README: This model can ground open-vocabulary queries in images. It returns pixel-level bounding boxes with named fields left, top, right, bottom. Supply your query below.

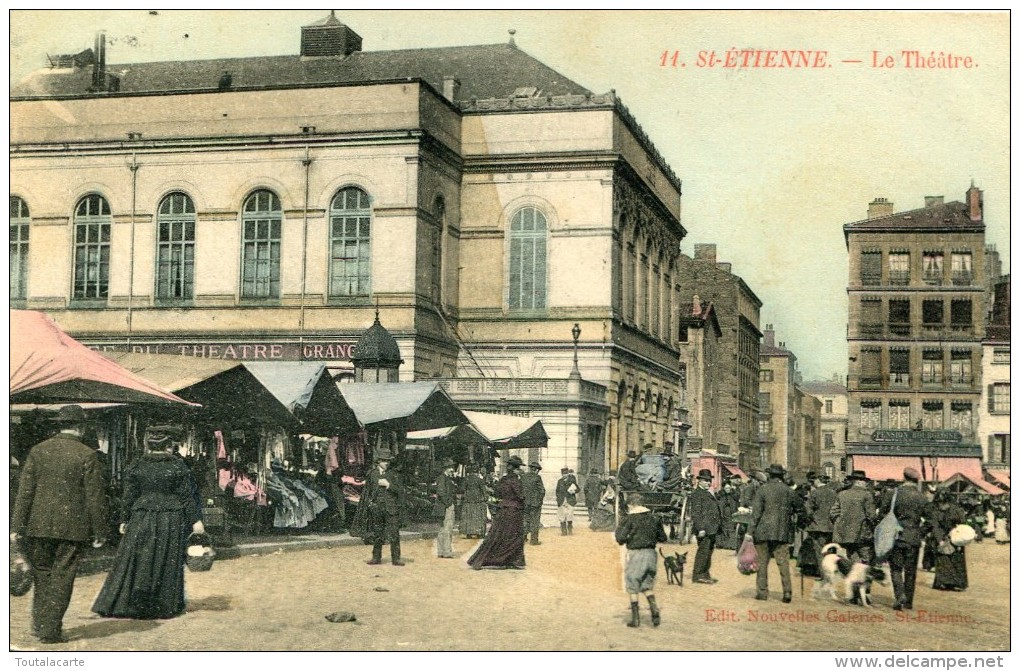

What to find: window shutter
left=988, top=384, right=995, bottom=412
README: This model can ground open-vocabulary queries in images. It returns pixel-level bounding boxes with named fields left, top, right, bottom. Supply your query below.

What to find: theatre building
left=9, top=14, right=689, bottom=475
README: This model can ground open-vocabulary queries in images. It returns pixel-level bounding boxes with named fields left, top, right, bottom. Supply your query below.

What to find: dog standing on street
left=658, top=548, right=687, bottom=586
left=815, top=543, right=886, bottom=606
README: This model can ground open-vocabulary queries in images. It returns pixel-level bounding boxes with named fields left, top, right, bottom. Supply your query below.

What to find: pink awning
left=943, top=472, right=1006, bottom=496
left=987, top=469, right=1010, bottom=488
left=852, top=455, right=983, bottom=482
left=722, top=462, right=749, bottom=482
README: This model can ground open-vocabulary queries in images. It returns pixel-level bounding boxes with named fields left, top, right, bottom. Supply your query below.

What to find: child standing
left=614, top=493, right=667, bottom=627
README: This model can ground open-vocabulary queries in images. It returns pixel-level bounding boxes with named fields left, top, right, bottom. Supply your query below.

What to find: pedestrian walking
left=434, top=459, right=458, bottom=558
left=467, top=455, right=526, bottom=569
left=556, top=467, right=580, bottom=535
left=460, top=466, right=489, bottom=539
left=928, top=491, right=969, bottom=592
left=745, top=464, right=805, bottom=603
left=92, top=428, right=204, bottom=619
left=520, top=461, right=546, bottom=545
left=11, top=405, right=109, bottom=644
left=364, top=449, right=405, bottom=566
left=805, top=473, right=837, bottom=569
left=880, top=467, right=928, bottom=611
left=614, top=493, right=666, bottom=627
left=689, top=468, right=722, bottom=584
left=584, top=469, right=603, bottom=520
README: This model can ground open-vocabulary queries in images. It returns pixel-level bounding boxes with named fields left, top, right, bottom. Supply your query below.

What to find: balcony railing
left=951, top=271, right=973, bottom=286
left=859, top=376, right=883, bottom=388
left=888, top=270, right=911, bottom=285
left=859, top=323, right=883, bottom=337
left=888, top=322, right=912, bottom=337
left=888, top=373, right=911, bottom=388
left=923, top=273, right=944, bottom=286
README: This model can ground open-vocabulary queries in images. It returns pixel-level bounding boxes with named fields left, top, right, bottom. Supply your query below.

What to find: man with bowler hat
left=520, top=461, right=546, bottom=545
left=365, top=448, right=405, bottom=566
left=12, top=405, right=108, bottom=644
left=556, top=467, right=580, bottom=535
left=830, top=469, right=878, bottom=567
left=689, top=468, right=722, bottom=584
left=618, top=450, right=642, bottom=493
left=745, top=464, right=804, bottom=602
left=434, top=459, right=457, bottom=558
left=583, top=468, right=604, bottom=520
left=880, top=467, right=929, bottom=610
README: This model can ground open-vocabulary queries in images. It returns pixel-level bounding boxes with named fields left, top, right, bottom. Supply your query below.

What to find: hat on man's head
left=55, top=404, right=87, bottom=425
left=374, top=448, right=394, bottom=462
left=696, top=468, right=714, bottom=481
left=505, top=455, right=524, bottom=468
left=627, top=450, right=638, bottom=459
left=805, top=471, right=817, bottom=481
left=561, top=467, right=570, bottom=474
left=846, top=469, right=870, bottom=481
left=766, top=464, right=786, bottom=478
left=642, top=443, right=654, bottom=453
left=903, top=467, right=921, bottom=482
left=528, top=461, right=542, bottom=471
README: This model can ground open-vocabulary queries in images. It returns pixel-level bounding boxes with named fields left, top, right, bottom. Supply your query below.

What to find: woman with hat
left=92, top=427, right=204, bottom=620
left=460, top=465, right=489, bottom=539
left=467, top=455, right=527, bottom=569
left=829, top=469, right=879, bottom=601
left=926, top=490, right=969, bottom=592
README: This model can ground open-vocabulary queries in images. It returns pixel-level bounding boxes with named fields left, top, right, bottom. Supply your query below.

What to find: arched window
left=73, top=194, right=111, bottom=299
left=10, top=196, right=30, bottom=300
left=329, top=187, right=371, bottom=297
left=156, top=192, right=196, bottom=300
left=241, top=190, right=282, bottom=299
left=508, top=206, right=547, bottom=310
left=431, top=196, right=445, bottom=303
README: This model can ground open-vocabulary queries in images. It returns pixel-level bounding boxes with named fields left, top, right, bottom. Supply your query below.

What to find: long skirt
left=933, top=547, right=968, bottom=590
left=92, top=508, right=190, bottom=619
left=460, top=502, right=488, bottom=537
left=467, top=505, right=525, bottom=569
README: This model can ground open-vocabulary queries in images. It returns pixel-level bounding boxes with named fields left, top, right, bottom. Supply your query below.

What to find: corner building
left=9, top=14, right=689, bottom=476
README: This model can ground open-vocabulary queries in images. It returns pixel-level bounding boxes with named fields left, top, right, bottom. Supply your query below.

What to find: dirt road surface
left=9, top=527, right=1011, bottom=652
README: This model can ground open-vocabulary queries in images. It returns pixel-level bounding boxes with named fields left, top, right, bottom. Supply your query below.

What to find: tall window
left=508, top=206, right=547, bottom=310
left=329, top=187, right=371, bottom=297
left=950, top=299, right=972, bottom=331
left=949, top=350, right=972, bottom=386
left=888, top=252, right=910, bottom=285
left=73, top=194, right=111, bottom=299
left=860, top=298, right=882, bottom=336
left=625, top=241, right=636, bottom=321
left=760, top=369, right=774, bottom=382
left=922, top=299, right=944, bottom=328
left=921, top=349, right=943, bottom=385
left=950, top=252, right=972, bottom=286
left=860, top=348, right=881, bottom=388
left=10, top=196, right=29, bottom=300
left=888, top=299, right=910, bottom=335
left=241, top=190, right=282, bottom=299
left=888, top=400, right=911, bottom=429
left=824, top=432, right=835, bottom=449
left=922, top=251, right=944, bottom=285
left=990, top=383, right=1010, bottom=414
left=430, top=197, right=445, bottom=303
left=860, top=400, right=880, bottom=433
left=922, top=401, right=944, bottom=430
left=889, top=349, right=910, bottom=388
left=825, top=399, right=833, bottom=414
left=989, top=435, right=1010, bottom=465
left=860, top=251, right=881, bottom=286
left=155, top=192, right=196, bottom=300
left=950, top=402, right=973, bottom=436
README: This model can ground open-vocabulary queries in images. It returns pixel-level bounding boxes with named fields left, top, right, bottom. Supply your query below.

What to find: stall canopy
left=245, top=362, right=359, bottom=436
left=940, top=472, right=1006, bottom=496
left=986, top=469, right=1010, bottom=489
left=721, top=462, right=749, bottom=482
left=339, top=382, right=468, bottom=432
left=852, top=455, right=983, bottom=483
left=10, top=310, right=194, bottom=406
left=463, top=410, right=548, bottom=450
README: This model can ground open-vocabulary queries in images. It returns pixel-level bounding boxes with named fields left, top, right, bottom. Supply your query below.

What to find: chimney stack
left=966, top=183, right=983, bottom=222
left=867, top=197, right=894, bottom=219
left=764, top=324, right=776, bottom=347
left=442, top=76, right=461, bottom=103
left=694, top=243, right=717, bottom=263
left=692, top=294, right=702, bottom=317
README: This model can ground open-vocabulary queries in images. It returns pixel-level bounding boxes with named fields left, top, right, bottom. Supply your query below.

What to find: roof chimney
left=301, top=11, right=362, bottom=58
left=91, top=31, right=106, bottom=89
left=924, top=196, right=944, bottom=208
left=966, top=183, right=983, bottom=222
left=694, top=243, right=717, bottom=263
left=692, top=295, right=702, bottom=317
left=442, top=76, right=461, bottom=103
left=763, top=325, right=776, bottom=348
left=867, top=197, right=894, bottom=219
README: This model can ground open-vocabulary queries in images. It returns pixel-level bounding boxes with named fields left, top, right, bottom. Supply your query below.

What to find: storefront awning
left=463, top=410, right=548, bottom=450
left=245, top=363, right=359, bottom=436
left=10, top=310, right=194, bottom=406
left=339, top=382, right=468, bottom=432
left=722, top=462, right=749, bottom=482
left=942, top=472, right=1006, bottom=496
left=986, top=469, right=1010, bottom=488
left=406, top=423, right=486, bottom=445
left=851, top=454, right=983, bottom=482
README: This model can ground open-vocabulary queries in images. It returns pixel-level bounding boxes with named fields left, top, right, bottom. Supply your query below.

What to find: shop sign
left=87, top=341, right=357, bottom=361
left=871, top=429, right=962, bottom=445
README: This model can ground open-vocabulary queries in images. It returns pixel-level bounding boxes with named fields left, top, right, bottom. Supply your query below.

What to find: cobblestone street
left=9, top=526, right=1011, bottom=652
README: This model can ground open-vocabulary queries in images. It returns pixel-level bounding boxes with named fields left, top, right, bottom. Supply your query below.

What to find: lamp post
left=927, top=454, right=939, bottom=485
left=570, top=322, right=581, bottom=380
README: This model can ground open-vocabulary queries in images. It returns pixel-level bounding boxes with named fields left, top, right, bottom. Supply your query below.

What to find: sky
left=8, top=9, right=1010, bottom=382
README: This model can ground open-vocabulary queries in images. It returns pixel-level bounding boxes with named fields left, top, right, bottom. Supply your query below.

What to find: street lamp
left=570, top=322, right=581, bottom=380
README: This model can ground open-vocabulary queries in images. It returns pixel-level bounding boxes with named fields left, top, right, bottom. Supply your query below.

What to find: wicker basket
left=185, top=532, right=216, bottom=572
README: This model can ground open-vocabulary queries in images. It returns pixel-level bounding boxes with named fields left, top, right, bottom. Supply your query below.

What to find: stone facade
left=979, top=276, right=1010, bottom=468
left=799, top=379, right=850, bottom=480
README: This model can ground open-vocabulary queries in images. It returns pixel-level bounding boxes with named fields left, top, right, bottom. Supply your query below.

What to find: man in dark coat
left=434, top=459, right=458, bottom=558
left=880, top=467, right=929, bottom=610
left=746, top=464, right=805, bottom=603
left=805, top=473, right=838, bottom=568
left=520, top=462, right=546, bottom=545
left=617, top=450, right=642, bottom=493
left=583, top=469, right=604, bottom=520
left=830, top=470, right=878, bottom=565
left=689, top=468, right=722, bottom=584
left=11, top=405, right=108, bottom=644
left=364, top=449, right=405, bottom=566
left=556, top=467, right=580, bottom=535
left=660, top=448, right=685, bottom=491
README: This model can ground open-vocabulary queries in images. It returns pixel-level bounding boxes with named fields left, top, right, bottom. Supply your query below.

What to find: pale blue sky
left=9, top=10, right=1010, bottom=380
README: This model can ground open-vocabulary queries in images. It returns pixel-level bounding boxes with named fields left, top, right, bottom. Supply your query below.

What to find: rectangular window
left=889, top=299, right=911, bottom=335
left=993, top=348, right=1010, bottom=364
left=888, top=401, right=911, bottom=429
left=759, top=392, right=771, bottom=409
left=156, top=220, right=195, bottom=300
left=860, top=401, right=880, bottom=433
left=922, top=401, right=943, bottom=430
left=824, top=431, right=835, bottom=449
left=889, top=349, right=910, bottom=387
left=758, top=418, right=772, bottom=437
left=241, top=220, right=281, bottom=299
left=921, top=350, right=943, bottom=385
left=860, top=251, right=882, bottom=286
left=922, top=299, right=944, bottom=325
left=74, top=220, right=110, bottom=299
left=860, top=299, right=882, bottom=336
left=951, top=252, right=973, bottom=286
left=950, top=300, right=972, bottom=330
left=10, top=221, right=29, bottom=300
left=949, top=351, right=972, bottom=386
left=888, top=252, right=910, bottom=285
left=922, top=251, right=944, bottom=285
left=990, top=434, right=1010, bottom=465
left=860, top=349, right=881, bottom=387
left=951, top=402, right=973, bottom=437
left=825, top=399, right=833, bottom=414
left=760, top=369, right=774, bottom=382
left=990, top=383, right=1010, bottom=414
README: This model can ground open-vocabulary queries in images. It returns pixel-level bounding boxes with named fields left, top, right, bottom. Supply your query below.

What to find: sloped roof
left=798, top=381, right=848, bottom=396
left=843, top=200, right=984, bottom=236
left=339, top=382, right=467, bottom=431
left=11, top=42, right=591, bottom=101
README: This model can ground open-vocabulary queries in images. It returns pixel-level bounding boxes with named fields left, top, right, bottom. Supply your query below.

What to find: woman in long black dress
left=93, top=432, right=204, bottom=619
left=467, top=455, right=526, bottom=569
left=460, top=466, right=489, bottom=539
left=927, top=491, right=969, bottom=592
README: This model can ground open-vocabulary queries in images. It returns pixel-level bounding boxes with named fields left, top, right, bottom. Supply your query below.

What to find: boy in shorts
left=614, top=493, right=667, bottom=627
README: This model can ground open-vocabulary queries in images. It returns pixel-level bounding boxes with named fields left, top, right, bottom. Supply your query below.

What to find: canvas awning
left=941, top=472, right=1006, bottom=496
left=244, top=362, right=359, bottom=436
left=339, top=382, right=468, bottom=432
left=463, top=410, right=548, bottom=450
left=722, top=462, right=749, bottom=482
left=851, top=454, right=983, bottom=483
left=10, top=310, right=194, bottom=406
left=986, top=469, right=1010, bottom=488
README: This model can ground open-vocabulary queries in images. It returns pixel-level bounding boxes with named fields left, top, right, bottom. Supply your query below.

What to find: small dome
left=351, top=314, right=402, bottom=368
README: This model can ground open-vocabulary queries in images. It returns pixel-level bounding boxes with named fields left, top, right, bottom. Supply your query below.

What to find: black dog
left=658, top=548, right=687, bottom=586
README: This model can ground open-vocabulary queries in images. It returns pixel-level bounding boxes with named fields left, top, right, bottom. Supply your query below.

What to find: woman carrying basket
left=92, top=428, right=204, bottom=619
